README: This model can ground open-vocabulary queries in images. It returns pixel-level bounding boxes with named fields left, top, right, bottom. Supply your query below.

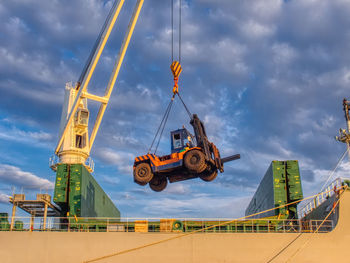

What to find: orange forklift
left=133, top=61, right=240, bottom=191
left=133, top=113, right=240, bottom=192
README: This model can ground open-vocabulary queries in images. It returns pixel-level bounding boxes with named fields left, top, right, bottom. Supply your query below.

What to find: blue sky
left=1, top=0, right=350, bottom=219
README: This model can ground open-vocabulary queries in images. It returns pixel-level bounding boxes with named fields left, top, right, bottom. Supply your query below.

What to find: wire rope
left=147, top=98, right=174, bottom=153
left=179, top=0, right=182, bottom=63
left=320, top=148, right=349, bottom=192
left=154, top=98, right=174, bottom=154
left=171, top=0, right=174, bottom=63
left=177, top=93, right=192, bottom=119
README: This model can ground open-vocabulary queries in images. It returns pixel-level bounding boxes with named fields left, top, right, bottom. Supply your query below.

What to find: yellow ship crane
left=50, top=0, right=144, bottom=172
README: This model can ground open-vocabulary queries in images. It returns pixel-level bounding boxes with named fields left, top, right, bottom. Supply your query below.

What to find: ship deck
left=0, top=188, right=349, bottom=263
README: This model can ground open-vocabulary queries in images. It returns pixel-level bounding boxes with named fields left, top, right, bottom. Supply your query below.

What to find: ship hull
left=0, top=189, right=349, bottom=263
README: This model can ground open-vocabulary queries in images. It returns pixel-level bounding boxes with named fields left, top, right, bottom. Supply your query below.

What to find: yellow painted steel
left=55, top=0, right=126, bottom=155
left=170, top=61, right=182, bottom=94
left=170, top=61, right=182, bottom=78
left=81, top=92, right=109, bottom=104
left=89, top=0, right=144, bottom=152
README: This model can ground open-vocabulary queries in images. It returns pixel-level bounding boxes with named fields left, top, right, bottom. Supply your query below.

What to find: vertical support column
left=10, top=202, right=17, bottom=231
left=30, top=214, right=34, bottom=232
left=43, top=202, right=48, bottom=230
left=343, top=99, right=350, bottom=161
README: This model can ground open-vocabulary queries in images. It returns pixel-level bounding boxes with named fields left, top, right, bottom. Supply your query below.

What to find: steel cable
left=177, top=92, right=192, bottom=119
left=266, top=185, right=348, bottom=263
left=171, top=0, right=174, bottom=63
left=320, top=148, right=349, bottom=192
left=148, top=98, right=174, bottom=154
left=154, top=98, right=174, bottom=154
left=179, top=0, right=181, bottom=63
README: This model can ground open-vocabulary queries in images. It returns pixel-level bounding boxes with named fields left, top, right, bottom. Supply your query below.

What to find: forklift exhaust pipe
left=221, top=154, right=240, bottom=164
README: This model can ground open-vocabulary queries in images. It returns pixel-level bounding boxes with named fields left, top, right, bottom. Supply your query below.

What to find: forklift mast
left=190, top=114, right=211, bottom=161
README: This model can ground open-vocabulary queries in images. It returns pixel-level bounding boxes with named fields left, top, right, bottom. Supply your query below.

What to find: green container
left=14, top=220, right=23, bottom=231
left=53, top=164, right=69, bottom=204
left=286, top=161, right=303, bottom=201
left=54, top=164, right=120, bottom=219
left=0, top=213, right=10, bottom=231
left=0, top=213, right=8, bottom=221
left=0, top=221, right=10, bottom=231
left=245, top=160, right=303, bottom=219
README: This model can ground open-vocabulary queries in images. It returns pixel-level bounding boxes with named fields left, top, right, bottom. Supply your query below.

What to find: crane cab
left=170, top=128, right=195, bottom=153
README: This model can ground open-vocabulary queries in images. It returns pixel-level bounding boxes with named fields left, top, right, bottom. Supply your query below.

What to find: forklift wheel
left=184, top=150, right=206, bottom=173
left=199, top=170, right=218, bottom=182
left=149, top=176, right=168, bottom=192
left=135, top=180, right=147, bottom=186
left=134, top=163, right=154, bottom=184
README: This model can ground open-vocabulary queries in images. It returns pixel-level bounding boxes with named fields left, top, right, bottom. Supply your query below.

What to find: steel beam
left=89, top=0, right=144, bottom=152
left=55, top=0, right=126, bottom=154
left=10, top=203, right=16, bottom=231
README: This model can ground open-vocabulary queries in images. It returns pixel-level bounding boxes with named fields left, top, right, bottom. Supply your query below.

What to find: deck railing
left=0, top=216, right=333, bottom=234
left=298, top=178, right=343, bottom=218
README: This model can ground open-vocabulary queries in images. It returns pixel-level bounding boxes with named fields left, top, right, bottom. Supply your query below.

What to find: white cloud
left=272, top=42, right=298, bottom=65
left=0, top=47, right=63, bottom=85
left=0, top=124, right=53, bottom=148
left=95, top=148, right=134, bottom=174
left=0, top=164, right=54, bottom=190
left=0, top=193, right=10, bottom=204
left=164, top=183, right=191, bottom=195
left=240, top=20, right=275, bottom=39
left=143, top=195, right=252, bottom=218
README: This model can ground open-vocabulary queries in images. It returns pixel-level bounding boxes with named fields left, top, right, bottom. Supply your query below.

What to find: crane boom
left=55, top=0, right=144, bottom=159
left=89, top=0, right=144, bottom=152
left=55, top=0, right=126, bottom=155
left=53, top=0, right=144, bottom=172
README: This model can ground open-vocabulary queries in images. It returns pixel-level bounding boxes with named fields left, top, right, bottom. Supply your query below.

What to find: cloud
left=0, top=121, right=53, bottom=148
left=1, top=0, right=350, bottom=218
left=94, top=148, right=134, bottom=174
left=142, top=195, right=252, bottom=218
left=164, top=183, right=191, bottom=195
left=0, top=193, right=10, bottom=204
left=100, top=175, right=120, bottom=186
left=0, top=164, right=54, bottom=190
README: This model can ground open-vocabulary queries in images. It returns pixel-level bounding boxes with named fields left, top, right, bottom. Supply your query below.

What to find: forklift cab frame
left=170, top=128, right=195, bottom=153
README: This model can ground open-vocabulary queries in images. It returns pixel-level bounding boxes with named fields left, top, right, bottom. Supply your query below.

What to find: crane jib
left=55, top=0, right=144, bottom=155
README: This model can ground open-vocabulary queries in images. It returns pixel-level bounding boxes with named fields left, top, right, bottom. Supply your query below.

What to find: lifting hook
left=170, top=61, right=182, bottom=95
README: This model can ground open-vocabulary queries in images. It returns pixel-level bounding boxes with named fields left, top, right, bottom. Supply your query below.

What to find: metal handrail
left=0, top=216, right=333, bottom=234
left=298, top=178, right=343, bottom=218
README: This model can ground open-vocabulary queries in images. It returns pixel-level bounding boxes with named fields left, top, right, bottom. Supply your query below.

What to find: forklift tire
left=135, top=180, right=147, bottom=186
left=134, top=163, right=154, bottom=184
left=199, top=170, right=218, bottom=182
left=184, top=150, right=206, bottom=173
left=149, top=176, right=168, bottom=192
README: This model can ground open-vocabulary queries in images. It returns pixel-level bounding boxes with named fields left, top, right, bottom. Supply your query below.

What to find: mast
left=335, top=98, right=350, bottom=161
